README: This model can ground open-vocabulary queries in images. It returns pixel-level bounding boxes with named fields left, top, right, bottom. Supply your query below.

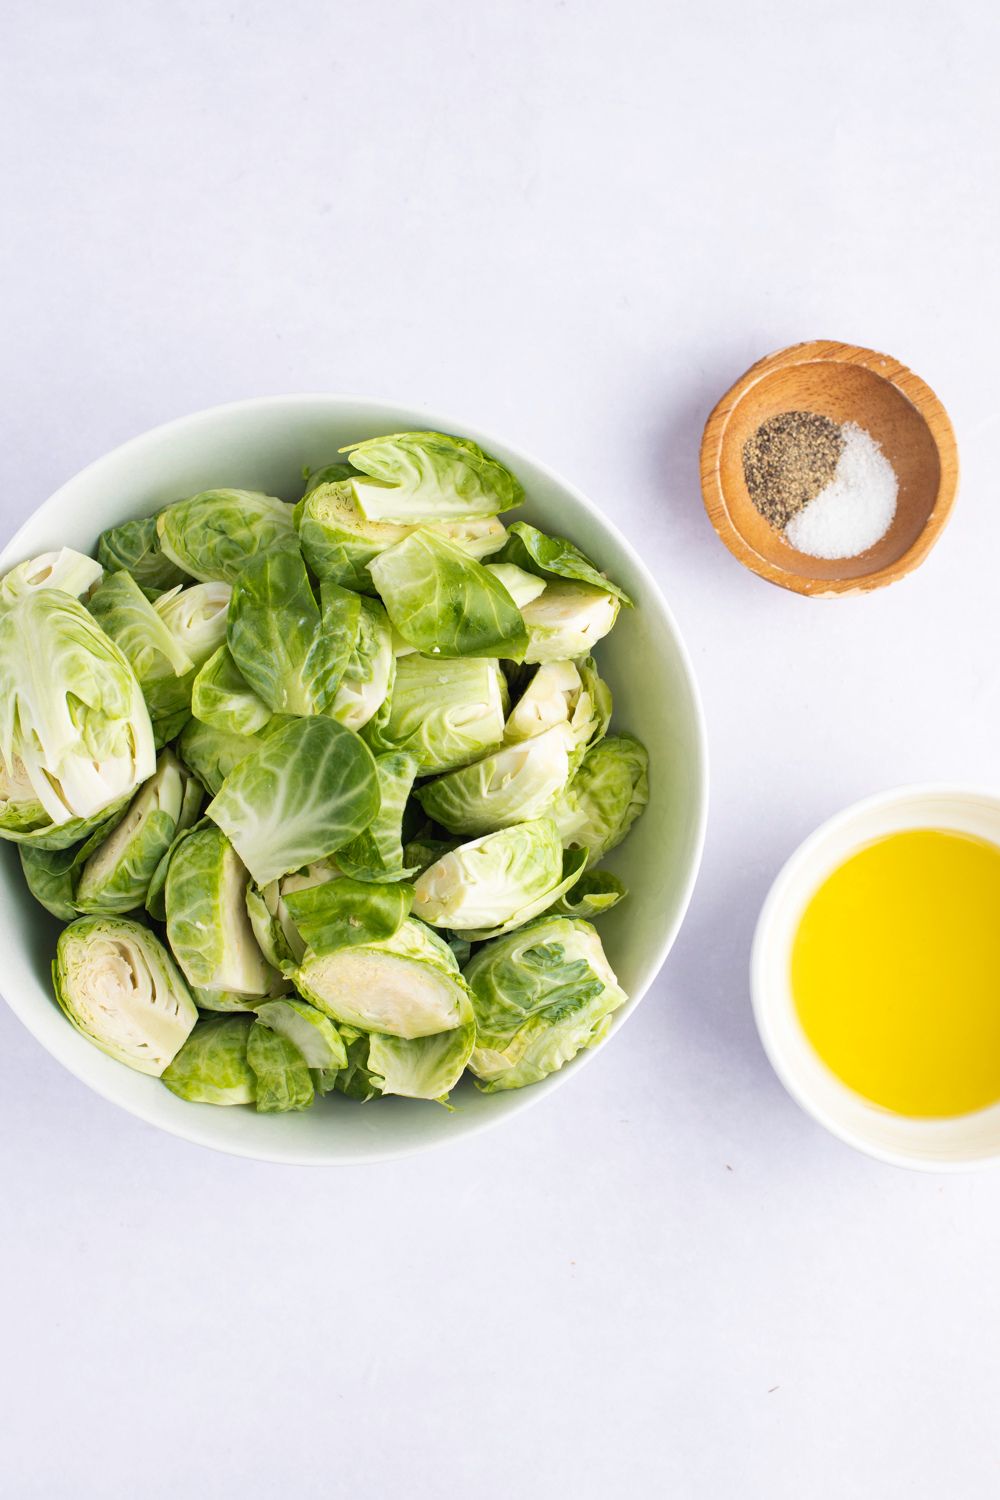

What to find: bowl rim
left=751, top=781, right=1000, bottom=1172
left=0, top=392, right=710, bottom=1164
left=700, top=340, right=960, bottom=598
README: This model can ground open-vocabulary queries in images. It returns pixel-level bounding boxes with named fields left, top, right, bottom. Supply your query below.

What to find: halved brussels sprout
left=465, top=915, right=627, bottom=1091
left=156, top=490, right=296, bottom=583
left=496, top=521, right=632, bottom=605
left=341, top=431, right=523, bottom=523
left=411, top=817, right=584, bottom=935
left=550, top=733, right=649, bottom=867
left=162, top=1015, right=256, bottom=1104
left=97, top=514, right=189, bottom=595
left=363, top=654, right=507, bottom=773
left=329, top=597, right=393, bottom=731
left=520, top=580, right=620, bottom=663
left=53, top=915, right=197, bottom=1076
left=294, top=917, right=469, bottom=1039
left=0, top=589, right=155, bottom=829
left=191, top=644, right=272, bottom=737
left=504, top=657, right=611, bottom=752
left=247, top=1021, right=314, bottom=1112
left=0, top=548, right=103, bottom=603
left=165, top=825, right=281, bottom=995
left=206, top=716, right=380, bottom=886
left=74, top=750, right=203, bottom=914
left=363, top=991, right=476, bottom=1100
left=154, top=581, right=231, bottom=669
left=416, top=723, right=574, bottom=836
left=369, top=529, right=527, bottom=661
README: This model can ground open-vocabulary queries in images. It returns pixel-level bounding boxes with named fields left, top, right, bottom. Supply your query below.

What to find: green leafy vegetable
left=165, top=825, right=281, bottom=995
left=337, top=751, right=419, bottom=881
left=247, top=1021, right=315, bottom=1112
left=363, top=654, right=507, bottom=773
left=417, top=723, right=575, bottom=836
left=551, top=870, right=627, bottom=919
left=369, top=529, right=527, bottom=660
left=162, top=1015, right=257, bottom=1104
left=411, top=817, right=583, bottom=935
left=191, top=644, right=273, bottom=736
left=156, top=490, right=296, bottom=583
left=497, top=521, right=632, bottom=605
left=97, top=514, right=190, bottom=595
left=550, top=733, right=649, bottom=867
left=283, top=875, right=412, bottom=956
left=520, top=580, right=620, bottom=663
left=342, top=431, right=523, bottom=522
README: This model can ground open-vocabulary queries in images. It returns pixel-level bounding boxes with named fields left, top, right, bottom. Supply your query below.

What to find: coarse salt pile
left=785, top=423, right=898, bottom=560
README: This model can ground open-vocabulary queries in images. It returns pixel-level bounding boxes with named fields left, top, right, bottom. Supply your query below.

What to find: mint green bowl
left=0, top=397, right=708, bottom=1162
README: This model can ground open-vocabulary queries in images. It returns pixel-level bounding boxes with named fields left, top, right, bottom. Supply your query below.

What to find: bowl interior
left=0, top=396, right=707, bottom=1163
left=753, top=787, right=1000, bottom=1169
left=717, top=357, right=942, bottom=584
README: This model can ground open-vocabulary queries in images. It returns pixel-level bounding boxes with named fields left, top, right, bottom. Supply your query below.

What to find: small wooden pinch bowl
left=700, top=341, right=959, bottom=597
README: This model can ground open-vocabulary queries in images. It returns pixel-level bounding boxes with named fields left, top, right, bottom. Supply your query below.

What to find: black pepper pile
left=742, top=411, right=844, bottom=530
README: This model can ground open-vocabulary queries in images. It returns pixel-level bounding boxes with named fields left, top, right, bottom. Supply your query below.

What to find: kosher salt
left=784, top=422, right=898, bottom=560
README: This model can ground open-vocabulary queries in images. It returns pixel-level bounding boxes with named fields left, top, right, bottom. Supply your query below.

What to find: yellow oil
left=791, top=828, right=1000, bottom=1118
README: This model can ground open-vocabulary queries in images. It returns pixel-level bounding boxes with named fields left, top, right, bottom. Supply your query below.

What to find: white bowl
left=752, top=784, right=1000, bottom=1171
left=0, top=396, right=707, bottom=1164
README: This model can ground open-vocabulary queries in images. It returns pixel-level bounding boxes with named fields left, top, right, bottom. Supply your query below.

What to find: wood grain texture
left=699, top=341, right=960, bottom=597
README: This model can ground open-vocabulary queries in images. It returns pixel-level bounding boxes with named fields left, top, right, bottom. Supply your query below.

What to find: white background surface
left=1, top=2, right=999, bottom=1495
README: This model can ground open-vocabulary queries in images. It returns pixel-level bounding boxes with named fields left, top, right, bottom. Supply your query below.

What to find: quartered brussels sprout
left=496, top=521, right=632, bottom=605
left=550, top=733, right=649, bottom=867
left=294, top=917, right=470, bottom=1040
left=411, top=817, right=585, bottom=938
left=416, top=723, right=575, bottom=836
left=247, top=1020, right=315, bottom=1112
left=154, top=581, right=231, bottom=669
left=165, top=825, right=281, bottom=995
left=53, top=916, right=197, bottom=1076
left=505, top=657, right=611, bottom=750
left=369, top=529, right=527, bottom=660
left=162, top=1015, right=257, bottom=1104
left=156, top=489, right=296, bottom=583
left=363, top=654, right=507, bottom=773
left=520, top=580, right=620, bottom=663
left=68, top=750, right=203, bottom=915
left=0, top=589, right=155, bottom=832
left=0, top=548, right=103, bottom=604
left=191, top=644, right=273, bottom=737
left=97, top=514, right=190, bottom=595
left=328, top=596, right=394, bottom=731
left=341, top=431, right=524, bottom=523
left=464, top=915, right=627, bottom=1091
left=206, top=716, right=380, bottom=886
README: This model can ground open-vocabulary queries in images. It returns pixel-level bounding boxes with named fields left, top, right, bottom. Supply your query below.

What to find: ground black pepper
left=742, top=411, right=844, bottom=530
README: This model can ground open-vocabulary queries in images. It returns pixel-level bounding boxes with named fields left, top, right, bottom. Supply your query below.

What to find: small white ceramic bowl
left=0, top=396, right=708, bottom=1164
left=752, top=784, right=1000, bottom=1171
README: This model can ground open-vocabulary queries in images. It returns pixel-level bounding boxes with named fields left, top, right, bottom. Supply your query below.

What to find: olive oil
left=791, top=828, right=1000, bottom=1118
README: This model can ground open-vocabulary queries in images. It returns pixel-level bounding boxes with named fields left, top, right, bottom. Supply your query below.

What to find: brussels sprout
left=176, top=717, right=265, bottom=797
left=341, top=431, right=523, bottom=523
left=162, top=1015, right=256, bottom=1104
left=191, top=644, right=273, bottom=737
left=550, top=733, right=649, bottom=867
left=228, top=551, right=355, bottom=716
left=247, top=1021, right=315, bottom=1112
left=0, top=548, right=103, bottom=603
left=283, top=875, right=412, bottom=955
left=87, top=570, right=195, bottom=738
left=73, top=750, right=203, bottom=914
left=294, top=917, right=469, bottom=1039
left=165, top=825, right=281, bottom=995
left=302, top=462, right=355, bottom=496
left=364, top=992, right=476, bottom=1100
left=20, top=806, right=129, bottom=920
left=333, top=1025, right=380, bottom=1101
left=411, top=817, right=585, bottom=936
left=520, top=580, right=620, bottom=663
left=156, top=490, right=296, bottom=583
left=144, top=808, right=203, bottom=922
left=0, top=589, right=155, bottom=829
left=363, top=654, right=507, bottom=773
left=504, top=657, right=611, bottom=752
left=485, top=562, right=546, bottom=608
left=551, top=870, right=627, bottom=919
left=206, top=716, right=380, bottom=886
left=192, top=986, right=261, bottom=1013
left=53, top=916, right=197, bottom=1076
left=154, top=581, right=231, bottom=669
left=496, top=521, right=632, bottom=605
left=255, top=997, right=347, bottom=1081
left=337, top=751, right=419, bottom=882
left=417, top=724, right=574, bottom=836
left=97, top=514, right=190, bottom=595
left=369, top=529, right=527, bottom=660
left=244, top=860, right=339, bottom=968
left=464, top=915, right=627, bottom=1091
left=329, top=597, right=393, bottom=731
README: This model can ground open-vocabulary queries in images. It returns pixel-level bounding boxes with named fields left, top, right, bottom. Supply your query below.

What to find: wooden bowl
left=700, top=341, right=959, bottom=597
